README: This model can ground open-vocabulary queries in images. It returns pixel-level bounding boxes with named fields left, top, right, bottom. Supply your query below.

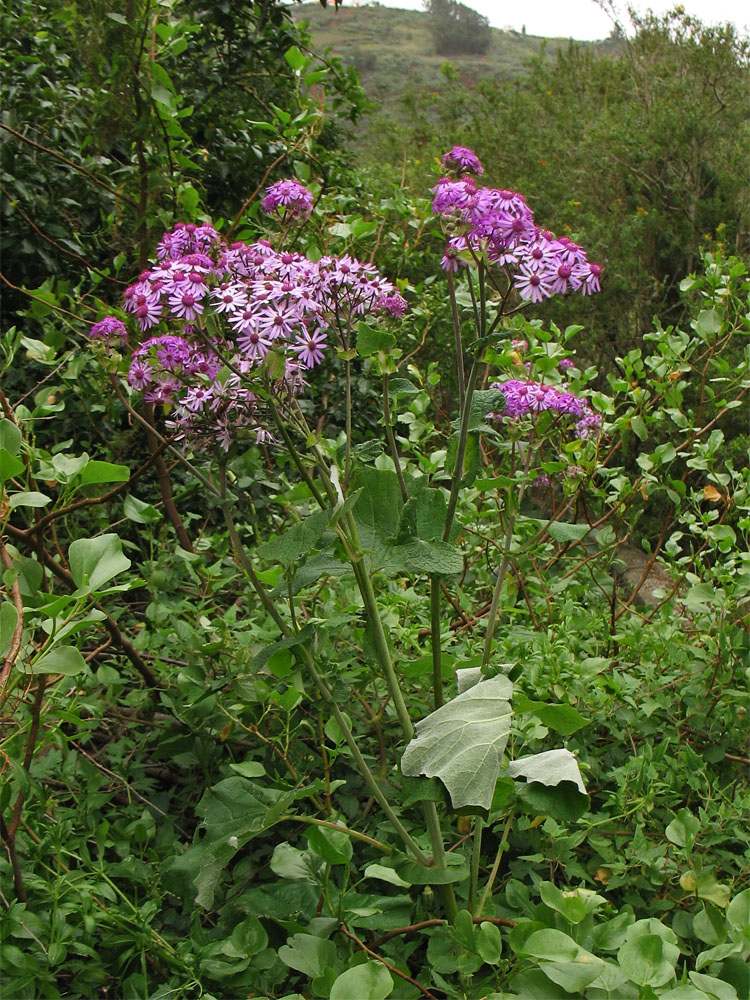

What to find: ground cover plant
left=1, top=13, right=749, bottom=1000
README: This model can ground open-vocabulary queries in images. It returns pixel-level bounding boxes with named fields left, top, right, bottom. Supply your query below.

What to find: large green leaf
left=278, top=934, right=337, bottom=978
left=258, top=507, right=333, bottom=568
left=617, top=920, right=679, bottom=989
left=330, top=962, right=394, bottom=1000
left=169, top=777, right=295, bottom=909
left=390, top=538, right=463, bottom=576
left=508, top=748, right=587, bottom=793
left=357, top=321, right=396, bottom=357
left=68, top=533, right=131, bottom=592
left=688, top=972, right=739, bottom=1000
left=352, top=467, right=403, bottom=567
left=509, top=748, right=589, bottom=821
left=34, top=645, right=87, bottom=676
left=387, top=487, right=462, bottom=575
left=76, top=460, right=130, bottom=488
left=0, top=601, right=19, bottom=653
left=514, top=693, right=590, bottom=736
left=401, top=675, right=513, bottom=810
left=0, top=448, right=25, bottom=483
left=0, top=419, right=21, bottom=456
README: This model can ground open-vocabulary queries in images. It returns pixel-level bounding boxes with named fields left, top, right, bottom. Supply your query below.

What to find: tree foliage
left=425, top=0, right=492, bottom=56
left=367, top=10, right=750, bottom=361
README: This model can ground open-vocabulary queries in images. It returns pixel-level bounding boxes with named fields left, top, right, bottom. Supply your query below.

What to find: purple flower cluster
left=432, top=148, right=602, bottom=301
left=442, top=145, right=484, bottom=177
left=261, top=179, right=314, bottom=221
left=89, top=316, right=127, bottom=349
left=490, top=378, right=601, bottom=439
left=113, top=221, right=404, bottom=449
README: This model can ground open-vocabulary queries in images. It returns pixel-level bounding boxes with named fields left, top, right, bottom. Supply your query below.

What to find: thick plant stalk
left=301, top=649, right=430, bottom=865
left=481, top=440, right=534, bottom=669
left=469, top=815, right=484, bottom=914
left=447, top=270, right=465, bottom=413
left=477, top=809, right=515, bottom=918
left=259, top=393, right=458, bottom=917
left=346, top=517, right=457, bottom=921
left=383, top=374, right=408, bottom=503
left=442, top=356, right=481, bottom=545
left=430, top=576, right=444, bottom=709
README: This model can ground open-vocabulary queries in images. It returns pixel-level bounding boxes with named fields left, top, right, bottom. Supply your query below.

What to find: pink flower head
left=378, top=293, right=408, bottom=318
left=441, top=145, right=484, bottom=177
left=293, top=329, right=327, bottom=367
left=514, top=267, right=552, bottom=304
left=89, top=316, right=127, bottom=347
left=261, top=179, right=314, bottom=220
left=432, top=176, right=478, bottom=217
left=581, top=262, right=603, bottom=295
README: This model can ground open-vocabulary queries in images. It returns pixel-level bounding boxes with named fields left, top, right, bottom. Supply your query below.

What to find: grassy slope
left=291, top=2, right=622, bottom=104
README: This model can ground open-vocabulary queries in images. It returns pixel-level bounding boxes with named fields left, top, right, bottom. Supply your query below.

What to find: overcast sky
left=343, top=0, right=748, bottom=41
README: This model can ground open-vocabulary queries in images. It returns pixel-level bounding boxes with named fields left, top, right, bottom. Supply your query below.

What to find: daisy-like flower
left=237, top=328, right=272, bottom=362
left=134, top=296, right=162, bottom=331
left=441, top=145, right=484, bottom=177
left=514, top=267, right=552, bottom=304
left=145, top=375, right=180, bottom=404
left=580, top=262, right=603, bottom=295
left=432, top=176, right=478, bottom=216
left=169, top=291, right=204, bottom=322
left=257, top=304, right=300, bottom=341
left=378, top=293, right=408, bottom=318
left=212, top=282, right=248, bottom=314
left=89, top=316, right=127, bottom=346
left=127, top=358, right=153, bottom=389
left=261, top=179, right=314, bottom=220
left=441, top=237, right=469, bottom=272
left=228, top=307, right=258, bottom=338
left=292, top=329, right=327, bottom=367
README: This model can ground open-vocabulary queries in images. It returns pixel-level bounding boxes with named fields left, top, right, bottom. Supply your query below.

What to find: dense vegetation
left=1, top=2, right=748, bottom=999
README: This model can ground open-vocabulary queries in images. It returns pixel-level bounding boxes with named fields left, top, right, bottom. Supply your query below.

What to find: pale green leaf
left=0, top=601, right=19, bottom=651
left=34, top=645, right=87, bottom=676
left=0, top=448, right=25, bottom=483
left=69, top=534, right=131, bottom=592
left=258, top=508, right=333, bottom=568
left=689, top=971, right=738, bottom=1000
left=508, top=748, right=587, bottom=794
left=0, top=419, right=21, bottom=456
left=9, top=491, right=51, bottom=509
left=278, top=934, right=337, bottom=978
left=76, top=460, right=130, bottom=487
left=330, top=962, right=393, bottom=1000
left=401, top=675, right=513, bottom=810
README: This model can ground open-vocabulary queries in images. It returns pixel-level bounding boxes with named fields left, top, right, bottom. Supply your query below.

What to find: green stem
left=430, top=575, right=444, bottom=709
left=447, top=270, right=465, bottom=414
left=477, top=809, right=515, bottom=918
left=220, top=488, right=288, bottom=634
left=266, top=392, right=329, bottom=508
left=344, top=511, right=457, bottom=920
left=345, top=356, right=352, bottom=489
left=281, top=816, right=392, bottom=854
left=299, top=646, right=429, bottom=864
left=250, top=390, right=457, bottom=915
left=442, top=356, right=481, bottom=543
left=481, top=440, right=534, bottom=669
left=383, top=373, right=408, bottom=503
left=469, top=815, right=484, bottom=915
left=348, top=527, right=413, bottom=740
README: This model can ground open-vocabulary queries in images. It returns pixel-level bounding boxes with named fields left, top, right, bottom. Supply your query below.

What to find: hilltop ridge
left=290, top=2, right=623, bottom=101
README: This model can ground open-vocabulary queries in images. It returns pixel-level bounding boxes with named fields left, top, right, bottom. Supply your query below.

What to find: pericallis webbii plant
left=92, top=204, right=406, bottom=453
left=92, top=148, right=603, bottom=923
